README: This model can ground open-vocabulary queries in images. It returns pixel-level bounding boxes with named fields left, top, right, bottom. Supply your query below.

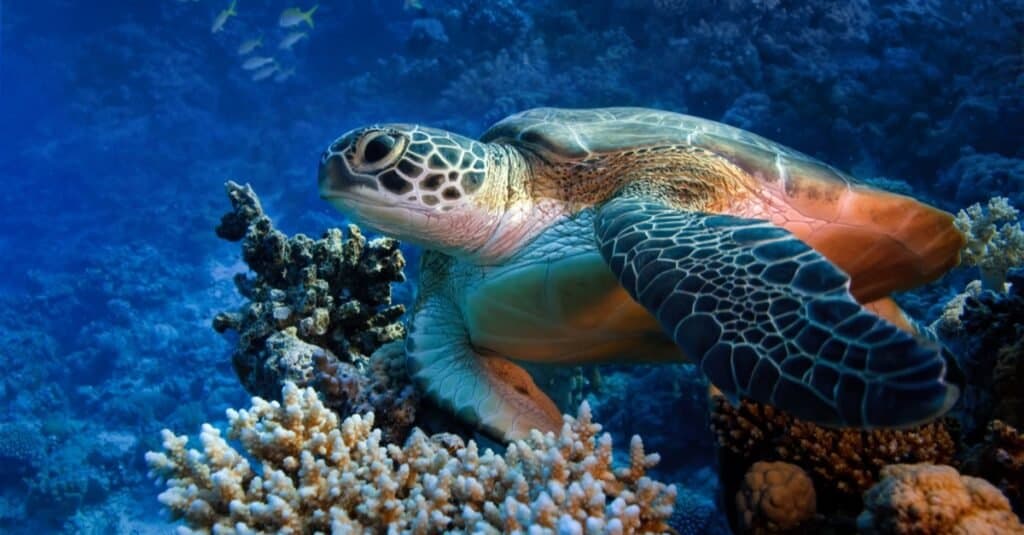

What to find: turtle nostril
left=364, top=133, right=397, bottom=163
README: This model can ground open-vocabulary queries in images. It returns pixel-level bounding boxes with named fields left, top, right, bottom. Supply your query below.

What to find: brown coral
left=212, top=181, right=407, bottom=401
left=735, top=461, right=816, bottom=534
left=858, top=463, right=1024, bottom=534
left=146, top=382, right=677, bottom=534
left=710, top=392, right=956, bottom=495
left=314, top=340, right=418, bottom=443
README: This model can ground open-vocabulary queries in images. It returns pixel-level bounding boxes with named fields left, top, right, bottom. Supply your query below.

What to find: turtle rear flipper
left=594, top=196, right=962, bottom=428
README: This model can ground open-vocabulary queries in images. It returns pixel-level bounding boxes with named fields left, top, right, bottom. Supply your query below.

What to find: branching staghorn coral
left=146, top=382, right=677, bottom=534
left=858, top=463, right=1024, bottom=535
left=955, top=196, right=1024, bottom=291
left=212, top=181, right=413, bottom=434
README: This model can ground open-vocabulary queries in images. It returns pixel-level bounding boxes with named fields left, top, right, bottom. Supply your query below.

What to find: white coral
left=931, top=280, right=984, bottom=335
left=146, top=383, right=677, bottom=534
left=955, top=196, right=1024, bottom=291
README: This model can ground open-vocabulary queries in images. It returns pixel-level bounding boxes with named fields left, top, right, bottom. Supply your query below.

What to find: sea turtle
left=317, top=107, right=965, bottom=441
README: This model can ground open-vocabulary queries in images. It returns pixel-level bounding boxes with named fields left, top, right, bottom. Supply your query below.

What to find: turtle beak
left=317, top=152, right=349, bottom=199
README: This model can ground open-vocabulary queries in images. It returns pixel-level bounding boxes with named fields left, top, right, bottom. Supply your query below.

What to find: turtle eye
left=364, top=133, right=396, bottom=163
left=354, top=130, right=406, bottom=172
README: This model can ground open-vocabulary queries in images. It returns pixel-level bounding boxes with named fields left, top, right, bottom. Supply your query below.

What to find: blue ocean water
left=1, top=1, right=1022, bottom=533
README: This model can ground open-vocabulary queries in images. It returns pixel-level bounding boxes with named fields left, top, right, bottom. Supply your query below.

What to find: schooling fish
left=278, top=31, right=308, bottom=50
left=279, top=5, right=318, bottom=29
left=274, top=67, right=296, bottom=82
left=251, top=64, right=279, bottom=81
left=242, top=56, right=275, bottom=70
left=237, top=35, right=263, bottom=55
left=211, top=0, right=238, bottom=34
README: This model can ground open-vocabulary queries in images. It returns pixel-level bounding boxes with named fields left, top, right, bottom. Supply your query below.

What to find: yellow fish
left=279, top=5, right=318, bottom=29
left=211, top=0, right=237, bottom=34
left=237, top=35, right=263, bottom=55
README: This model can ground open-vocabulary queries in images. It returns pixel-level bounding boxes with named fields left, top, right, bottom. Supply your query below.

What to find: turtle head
left=319, top=124, right=507, bottom=256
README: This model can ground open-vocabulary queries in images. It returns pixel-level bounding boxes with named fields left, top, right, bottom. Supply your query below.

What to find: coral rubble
left=858, top=463, right=1024, bottom=535
left=146, top=382, right=677, bottom=534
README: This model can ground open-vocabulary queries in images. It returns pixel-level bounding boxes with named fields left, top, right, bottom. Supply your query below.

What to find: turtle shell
left=480, top=106, right=853, bottom=188
left=482, top=107, right=963, bottom=303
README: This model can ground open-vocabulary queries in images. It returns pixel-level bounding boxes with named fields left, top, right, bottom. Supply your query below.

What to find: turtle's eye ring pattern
left=364, top=133, right=396, bottom=163
left=354, top=130, right=406, bottom=172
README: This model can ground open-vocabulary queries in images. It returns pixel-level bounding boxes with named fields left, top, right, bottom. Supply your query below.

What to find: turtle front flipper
left=406, top=286, right=563, bottom=441
left=594, top=196, right=962, bottom=428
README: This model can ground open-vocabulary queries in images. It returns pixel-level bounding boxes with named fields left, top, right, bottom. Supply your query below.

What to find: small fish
left=210, top=0, right=238, bottom=34
left=279, top=5, right=318, bottom=29
left=278, top=31, right=308, bottom=50
left=237, top=35, right=263, bottom=55
left=274, top=67, right=296, bottom=82
left=242, top=56, right=275, bottom=70
left=252, top=64, right=279, bottom=81
left=403, top=0, right=423, bottom=10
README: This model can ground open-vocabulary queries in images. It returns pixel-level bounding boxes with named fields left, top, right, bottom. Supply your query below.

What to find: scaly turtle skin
left=318, top=107, right=966, bottom=441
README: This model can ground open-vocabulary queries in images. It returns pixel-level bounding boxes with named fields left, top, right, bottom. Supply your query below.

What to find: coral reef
left=314, top=340, right=419, bottom=444
left=951, top=268, right=1024, bottom=431
left=938, top=150, right=1024, bottom=210
left=735, top=461, right=817, bottom=535
left=7, top=0, right=1023, bottom=532
left=992, top=340, right=1024, bottom=430
left=0, top=421, right=45, bottom=479
left=146, top=382, right=677, bottom=534
left=963, top=420, right=1024, bottom=516
left=212, top=181, right=410, bottom=407
left=668, top=488, right=731, bottom=535
left=858, top=463, right=1024, bottom=535
left=931, top=280, right=983, bottom=337
left=709, top=392, right=956, bottom=497
left=590, top=363, right=715, bottom=479
left=954, top=196, right=1024, bottom=290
